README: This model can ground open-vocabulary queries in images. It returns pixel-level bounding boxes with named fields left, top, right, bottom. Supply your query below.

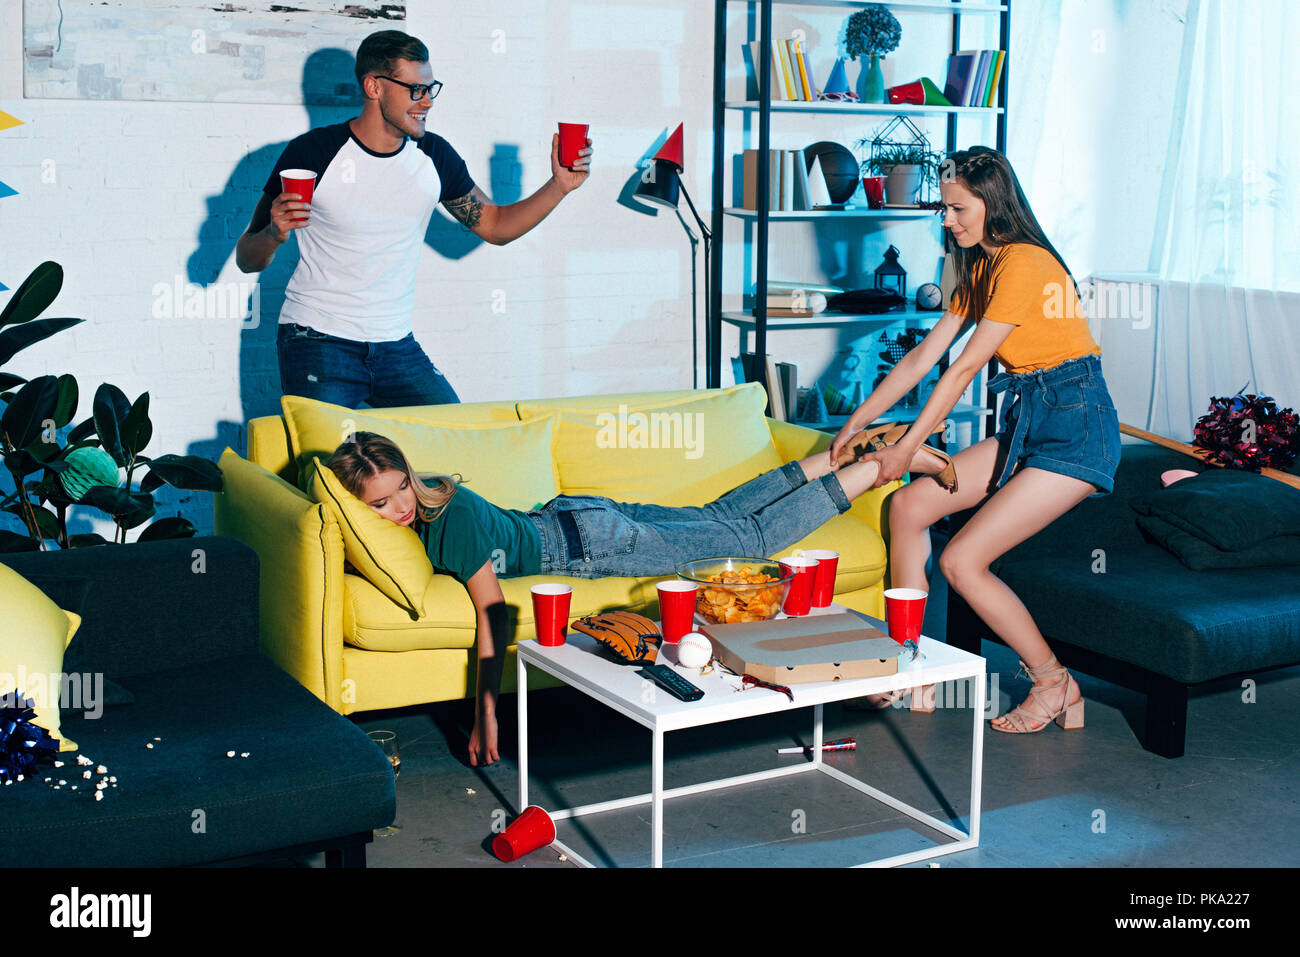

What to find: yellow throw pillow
left=0, top=563, right=82, bottom=752
left=308, top=457, right=433, bottom=619
left=522, top=383, right=785, bottom=506
left=281, top=395, right=560, bottom=510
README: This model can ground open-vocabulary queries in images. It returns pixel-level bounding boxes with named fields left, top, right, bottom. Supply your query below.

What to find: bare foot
left=468, top=709, right=499, bottom=766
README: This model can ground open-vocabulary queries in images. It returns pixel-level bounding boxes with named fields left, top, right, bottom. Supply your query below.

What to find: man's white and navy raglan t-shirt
left=264, top=122, right=475, bottom=342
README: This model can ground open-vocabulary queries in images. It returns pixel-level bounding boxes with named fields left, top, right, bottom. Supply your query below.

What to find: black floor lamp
left=634, top=124, right=711, bottom=390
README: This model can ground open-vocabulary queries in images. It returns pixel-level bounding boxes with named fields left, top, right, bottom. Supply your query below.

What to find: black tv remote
left=636, top=664, right=704, bottom=702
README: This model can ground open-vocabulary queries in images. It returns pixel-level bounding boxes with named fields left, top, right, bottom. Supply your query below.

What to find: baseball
left=676, top=632, right=712, bottom=669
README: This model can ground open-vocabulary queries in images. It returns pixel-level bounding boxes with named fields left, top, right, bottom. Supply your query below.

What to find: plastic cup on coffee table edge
left=778, top=556, right=819, bottom=616
left=530, top=583, right=573, bottom=647
left=558, top=123, right=590, bottom=168
left=493, top=805, right=558, bottom=863
left=657, top=579, right=698, bottom=643
left=884, top=587, right=927, bottom=661
left=279, top=169, right=316, bottom=227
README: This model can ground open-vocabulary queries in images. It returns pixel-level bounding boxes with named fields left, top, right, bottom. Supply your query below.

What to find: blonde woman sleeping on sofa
left=325, top=431, right=949, bottom=766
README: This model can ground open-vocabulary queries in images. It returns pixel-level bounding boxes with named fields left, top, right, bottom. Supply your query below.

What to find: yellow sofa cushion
left=519, top=383, right=784, bottom=506
left=281, top=395, right=560, bottom=510
left=342, top=570, right=644, bottom=653
left=307, top=457, right=433, bottom=619
left=0, top=563, right=83, bottom=752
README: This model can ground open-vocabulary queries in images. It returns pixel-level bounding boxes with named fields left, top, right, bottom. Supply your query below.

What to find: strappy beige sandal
left=990, top=656, right=1084, bottom=733
left=836, top=422, right=958, bottom=493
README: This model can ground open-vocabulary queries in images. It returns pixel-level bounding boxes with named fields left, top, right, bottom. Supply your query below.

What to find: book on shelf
left=737, top=353, right=789, bottom=420
left=748, top=41, right=789, bottom=100
left=798, top=43, right=817, bottom=99
left=944, top=49, right=1005, bottom=108
left=788, top=39, right=812, bottom=100
left=742, top=149, right=817, bottom=211
left=776, top=362, right=798, bottom=421
left=775, top=39, right=797, bottom=100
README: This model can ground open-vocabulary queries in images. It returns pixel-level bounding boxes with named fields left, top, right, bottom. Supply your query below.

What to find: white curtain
left=1146, top=0, right=1300, bottom=438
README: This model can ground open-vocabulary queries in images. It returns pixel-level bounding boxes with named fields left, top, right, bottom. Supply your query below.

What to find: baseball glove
left=571, top=611, right=662, bottom=664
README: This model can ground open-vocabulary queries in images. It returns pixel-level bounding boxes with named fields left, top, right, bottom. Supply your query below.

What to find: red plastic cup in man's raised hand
left=279, top=169, right=316, bottom=226
left=530, top=583, right=573, bottom=647
left=558, top=123, right=590, bottom=168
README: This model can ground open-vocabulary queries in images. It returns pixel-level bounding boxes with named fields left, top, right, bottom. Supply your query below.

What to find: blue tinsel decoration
left=0, top=693, right=60, bottom=784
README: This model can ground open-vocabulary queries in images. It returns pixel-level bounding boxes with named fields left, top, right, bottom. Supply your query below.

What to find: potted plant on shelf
left=844, top=4, right=902, bottom=105
left=857, top=116, right=943, bottom=206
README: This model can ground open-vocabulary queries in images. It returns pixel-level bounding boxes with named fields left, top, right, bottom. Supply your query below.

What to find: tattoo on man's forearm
left=445, top=193, right=483, bottom=229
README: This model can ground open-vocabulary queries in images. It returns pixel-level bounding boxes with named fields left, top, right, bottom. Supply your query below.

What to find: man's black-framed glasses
left=375, top=75, right=442, bottom=101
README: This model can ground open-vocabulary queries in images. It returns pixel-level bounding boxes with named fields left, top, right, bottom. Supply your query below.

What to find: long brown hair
left=942, top=147, right=1080, bottom=321
left=325, top=431, right=458, bottom=524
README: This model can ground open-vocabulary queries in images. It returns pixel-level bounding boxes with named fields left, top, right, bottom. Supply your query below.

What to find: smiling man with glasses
left=236, top=30, right=592, bottom=407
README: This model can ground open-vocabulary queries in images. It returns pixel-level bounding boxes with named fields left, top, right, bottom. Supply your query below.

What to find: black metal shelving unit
left=708, top=0, right=1011, bottom=440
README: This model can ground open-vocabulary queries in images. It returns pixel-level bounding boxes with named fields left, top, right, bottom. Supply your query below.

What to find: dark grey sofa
left=0, top=536, right=395, bottom=866
left=946, top=444, right=1300, bottom=758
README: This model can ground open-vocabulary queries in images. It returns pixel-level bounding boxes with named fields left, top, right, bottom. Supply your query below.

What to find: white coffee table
left=515, top=604, right=985, bottom=868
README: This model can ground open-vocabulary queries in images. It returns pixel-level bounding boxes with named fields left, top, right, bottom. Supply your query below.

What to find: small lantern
left=874, top=245, right=907, bottom=298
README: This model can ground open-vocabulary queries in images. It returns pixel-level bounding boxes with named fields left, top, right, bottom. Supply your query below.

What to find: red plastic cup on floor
left=558, top=123, right=590, bottom=168
left=279, top=169, right=316, bottom=226
left=884, top=587, right=927, bottom=648
left=778, top=556, right=819, bottom=616
left=492, top=805, right=557, bottom=862
left=658, top=580, right=698, bottom=643
left=530, top=583, right=573, bottom=647
left=802, top=549, right=840, bottom=607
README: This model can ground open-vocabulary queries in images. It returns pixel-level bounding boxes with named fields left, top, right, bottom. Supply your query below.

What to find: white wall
left=0, top=0, right=1193, bottom=539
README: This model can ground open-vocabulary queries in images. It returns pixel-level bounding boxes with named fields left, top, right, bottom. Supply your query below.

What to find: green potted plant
left=861, top=142, right=939, bottom=205
left=843, top=5, right=902, bottom=104
left=0, top=261, right=222, bottom=551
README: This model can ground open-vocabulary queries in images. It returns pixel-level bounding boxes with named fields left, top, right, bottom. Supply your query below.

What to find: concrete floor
left=293, top=555, right=1300, bottom=869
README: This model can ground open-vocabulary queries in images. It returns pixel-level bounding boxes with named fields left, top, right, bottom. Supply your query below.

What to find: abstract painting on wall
left=22, top=1, right=405, bottom=104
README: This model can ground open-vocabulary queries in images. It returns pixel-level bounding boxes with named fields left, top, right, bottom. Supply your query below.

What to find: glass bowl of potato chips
left=676, top=558, right=793, bottom=625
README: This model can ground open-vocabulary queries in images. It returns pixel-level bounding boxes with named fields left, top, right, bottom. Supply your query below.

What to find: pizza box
left=698, top=612, right=899, bottom=685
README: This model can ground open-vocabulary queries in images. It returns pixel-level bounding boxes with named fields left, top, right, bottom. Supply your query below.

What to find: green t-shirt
left=414, top=483, right=542, bottom=584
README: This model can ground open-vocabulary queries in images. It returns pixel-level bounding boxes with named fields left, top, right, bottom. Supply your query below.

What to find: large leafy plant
left=0, top=261, right=223, bottom=552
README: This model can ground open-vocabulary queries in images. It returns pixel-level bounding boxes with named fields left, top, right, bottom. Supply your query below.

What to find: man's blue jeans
left=276, top=322, right=460, bottom=407
left=527, top=462, right=852, bottom=579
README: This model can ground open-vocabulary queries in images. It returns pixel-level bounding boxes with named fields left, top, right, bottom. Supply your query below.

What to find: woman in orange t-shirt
left=831, top=146, right=1121, bottom=734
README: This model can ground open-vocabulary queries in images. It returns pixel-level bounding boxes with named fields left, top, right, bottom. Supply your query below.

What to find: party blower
left=884, top=588, right=927, bottom=662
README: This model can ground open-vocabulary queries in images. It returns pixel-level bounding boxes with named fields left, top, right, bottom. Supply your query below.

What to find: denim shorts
left=989, top=354, right=1121, bottom=497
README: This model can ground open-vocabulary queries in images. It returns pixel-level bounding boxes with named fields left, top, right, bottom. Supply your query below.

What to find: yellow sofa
left=213, top=384, right=899, bottom=715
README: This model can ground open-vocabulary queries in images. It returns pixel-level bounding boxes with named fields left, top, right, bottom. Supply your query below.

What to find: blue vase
left=863, top=54, right=885, bottom=104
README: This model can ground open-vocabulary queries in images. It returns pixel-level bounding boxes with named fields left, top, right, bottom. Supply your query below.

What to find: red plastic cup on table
left=492, top=805, right=557, bottom=862
left=557, top=123, right=590, bottom=168
left=884, top=587, right=927, bottom=658
left=279, top=169, right=317, bottom=227
left=802, top=549, right=840, bottom=608
left=530, top=583, right=573, bottom=647
left=657, top=580, right=698, bottom=643
left=778, top=556, right=819, bottom=616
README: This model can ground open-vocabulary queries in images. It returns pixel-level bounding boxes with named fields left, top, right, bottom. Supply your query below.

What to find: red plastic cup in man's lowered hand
left=530, top=583, right=573, bottom=647
left=657, top=580, right=698, bottom=643
left=884, top=587, right=928, bottom=649
left=778, top=556, right=819, bottom=617
left=492, top=805, right=557, bottom=862
left=802, top=549, right=840, bottom=608
left=279, top=169, right=316, bottom=226
left=557, top=123, right=590, bottom=168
